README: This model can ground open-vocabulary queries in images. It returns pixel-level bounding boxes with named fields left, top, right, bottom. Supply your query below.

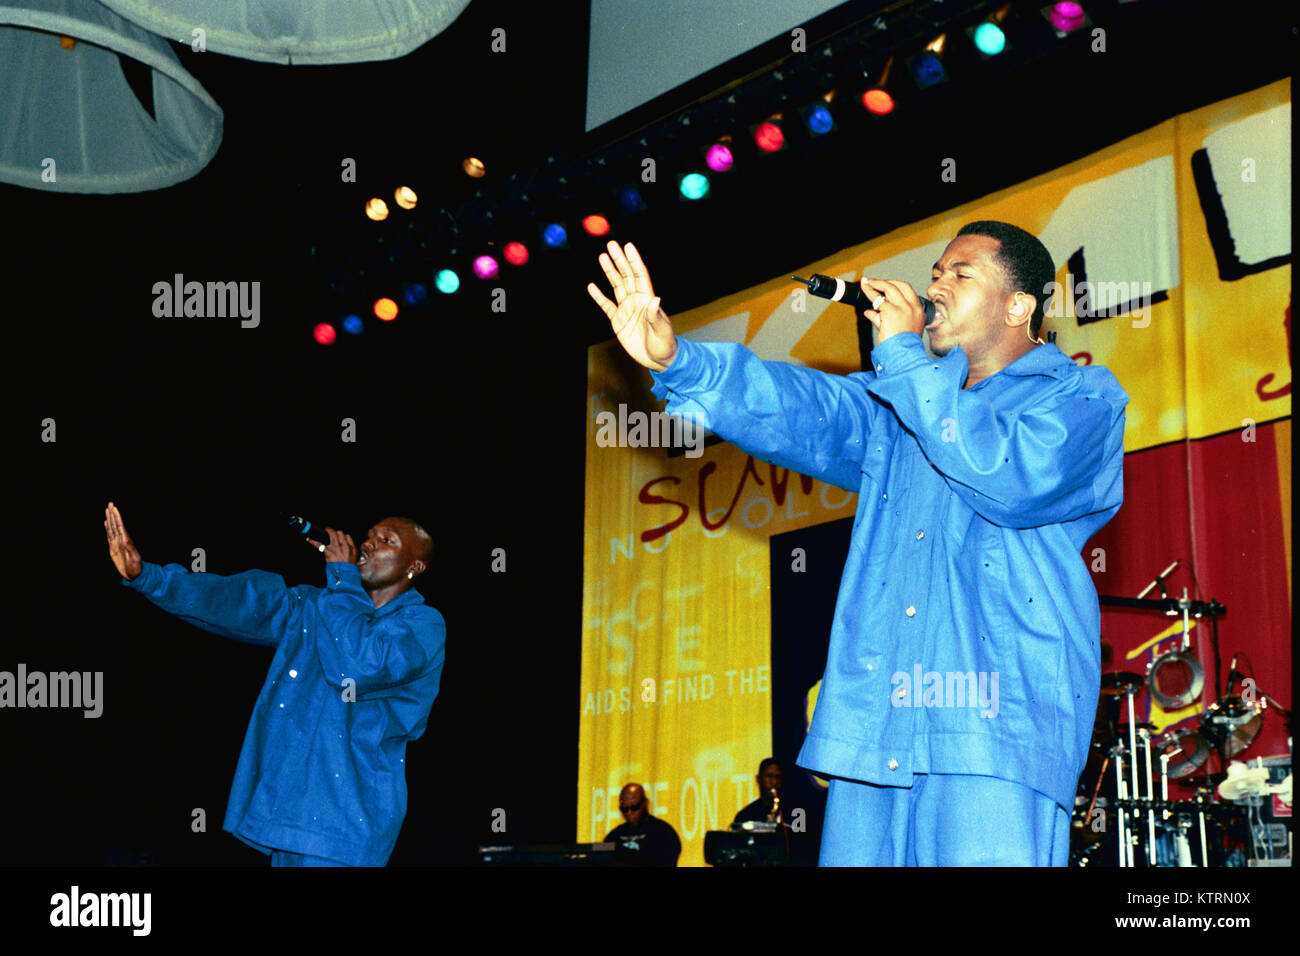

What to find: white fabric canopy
left=97, top=0, right=473, bottom=64
left=0, top=0, right=222, bottom=193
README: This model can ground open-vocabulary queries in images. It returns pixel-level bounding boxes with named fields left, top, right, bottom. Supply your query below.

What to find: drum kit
left=1071, top=583, right=1292, bottom=867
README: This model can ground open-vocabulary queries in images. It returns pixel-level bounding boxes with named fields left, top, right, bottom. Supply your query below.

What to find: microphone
left=1136, top=558, right=1181, bottom=599
left=791, top=273, right=937, bottom=325
left=284, top=514, right=332, bottom=551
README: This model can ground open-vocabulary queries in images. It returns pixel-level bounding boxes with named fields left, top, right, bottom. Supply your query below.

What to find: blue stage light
left=543, top=223, right=568, bottom=248
left=402, top=282, right=429, bottom=307
left=911, top=52, right=945, bottom=88
left=618, top=186, right=645, bottom=212
left=806, top=104, right=834, bottom=135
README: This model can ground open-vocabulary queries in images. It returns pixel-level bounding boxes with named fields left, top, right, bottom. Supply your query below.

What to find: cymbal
left=1201, top=696, right=1263, bottom=757
left=1100, top=672, right=1145, bottom=695
left=1156, top=726, right=1211, bottom=778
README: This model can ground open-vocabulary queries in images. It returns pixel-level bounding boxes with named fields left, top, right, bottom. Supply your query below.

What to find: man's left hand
left=860, top=277, right=926, bottom=346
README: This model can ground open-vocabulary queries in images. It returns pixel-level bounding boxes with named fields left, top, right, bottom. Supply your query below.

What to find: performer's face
left=357, top=518, right=416, bottom=586
left=924, top=234, right=1018, bottom=359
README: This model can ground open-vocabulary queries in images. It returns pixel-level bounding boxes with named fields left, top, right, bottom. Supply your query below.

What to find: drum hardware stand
left=1139, top=726, right=1157, bottom=866
left=1122, top=680, right=1142, bottom=865
left=1160, top=751, right=1195, bottom=866
left=1112, top=742, right=1132, bottom=867
left=1193, top=784, right=1211, bottom=866
left=1094, top=588, right=1239, bottom=868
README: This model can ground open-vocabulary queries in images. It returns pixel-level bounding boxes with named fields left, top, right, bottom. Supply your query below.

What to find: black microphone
left=792, top=273, right=937, bottom=324
left=284, top=514, right=332, bottom=550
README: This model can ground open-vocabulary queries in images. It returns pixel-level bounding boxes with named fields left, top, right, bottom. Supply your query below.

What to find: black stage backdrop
left=770, top=518, right=854, bottom=857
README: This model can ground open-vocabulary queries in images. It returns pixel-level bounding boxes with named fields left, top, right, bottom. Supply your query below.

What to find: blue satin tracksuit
left=651, top=332, right=1128, bottom=865
left=125, top=560, right=446, bottom=866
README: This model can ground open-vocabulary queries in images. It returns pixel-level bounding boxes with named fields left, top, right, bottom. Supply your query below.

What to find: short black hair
left=956, top=221, right=1056, bottom=339
left=757, top=757, right=781, bottom=775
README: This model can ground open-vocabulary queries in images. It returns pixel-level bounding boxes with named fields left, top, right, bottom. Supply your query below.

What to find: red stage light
left=583, top=215, right=611, bottom=236
left=754, top=121, right=785, bottom=152
left=313, top=323, right=337, bottom=345
left=862, top=89, right=895, bottom=115
left=504, top=241, right=530, bottom=265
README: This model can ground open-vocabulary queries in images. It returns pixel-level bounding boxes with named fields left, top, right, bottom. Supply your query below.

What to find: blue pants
left=820, top=773, right=1070, bottom=866
left=270, top=850, right=352, bottom=867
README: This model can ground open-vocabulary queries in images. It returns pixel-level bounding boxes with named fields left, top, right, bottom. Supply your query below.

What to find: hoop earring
left=1027, top=323, right=1045, bottom=345
left=407, top=570, right=414, bottom=580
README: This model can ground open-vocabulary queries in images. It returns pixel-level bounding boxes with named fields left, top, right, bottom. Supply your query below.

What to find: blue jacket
left=651, top=333, right=1128, bottom=810
left=125, top=560, right=446, bottom=865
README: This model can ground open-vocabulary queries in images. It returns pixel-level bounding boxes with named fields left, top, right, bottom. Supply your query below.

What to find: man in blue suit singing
left=105, top=502, right=445, bottom=867
left=587, top=223, right=1128, bottom=866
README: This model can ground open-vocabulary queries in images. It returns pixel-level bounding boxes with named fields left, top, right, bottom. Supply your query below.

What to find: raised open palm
left=104, top=501, right=143, bottom=581
left=586, top=241, right=678, bottom=371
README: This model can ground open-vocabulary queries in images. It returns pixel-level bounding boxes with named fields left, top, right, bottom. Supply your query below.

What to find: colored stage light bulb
left=806, top=104, right=834, bottom=135
left=617, top=186, right=645, bottom=212
left=912, top=52, right=944, bottom=88
left=394, top=186, right=417, bottom=210
left=679, top=173, right=710, bottom=200
left=706, top=143, right=734, bottom=171
left=973, top=22, right=1006, bottom=55
left=862, top=89, right=894, bottom=115
left=583, top=215, right=611, bottom=236
left=543, top=224, right=568, bottom=247
left=342, top=315, right=364, bottom=335
left=1050, top=2, right=1085, bottom=33
left=504, top=242, right=529, bottom=265
left=435, top=269, right=460, bottom=294
left=754, top=121, right=784, bottom=152
left=374, top=298, right=398, bottom=321
left=473, top=255, right=499, bottom=279
left=313, top=323, right=337, bottom=344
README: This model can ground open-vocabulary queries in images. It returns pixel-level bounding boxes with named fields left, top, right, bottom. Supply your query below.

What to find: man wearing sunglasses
left=604, top=782, right=681, bottom=866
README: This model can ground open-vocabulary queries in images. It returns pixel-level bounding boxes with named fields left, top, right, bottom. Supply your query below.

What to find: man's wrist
left=868, top=331, right=928, bottom=375
left=651, top=336, right=702, bottom=386
left=123, top=561, right=161, bottom=591
left=324, top=561, right=363, bottom=589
